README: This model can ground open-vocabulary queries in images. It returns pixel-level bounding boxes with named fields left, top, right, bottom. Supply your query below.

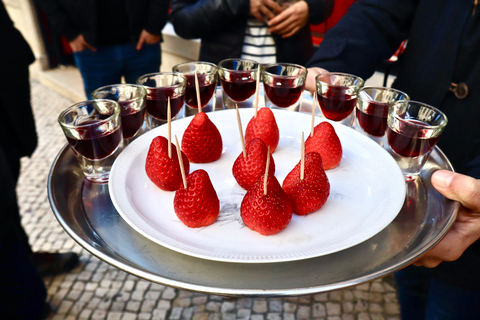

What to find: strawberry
left=145, top=136, right=190, bottom=191
left=282, top=151, right=330, bottom=215
left=240, top=174, right=292, bottom=236
left=181, top=112, right=223, bottom=163
left=245, top=107, right=280, bottom=153
left=232, top=138, right=275, bottom=190
left=173, top=169, right=220, bottom=228
left=305, top=121, right=342, bottom=170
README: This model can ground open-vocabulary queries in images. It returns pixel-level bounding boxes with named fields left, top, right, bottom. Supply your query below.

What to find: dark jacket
left=40, top=0, right=170, bottom=47
left=170, top=0, right=334, bottom=65
left=307, top=0, right=480, bottom=290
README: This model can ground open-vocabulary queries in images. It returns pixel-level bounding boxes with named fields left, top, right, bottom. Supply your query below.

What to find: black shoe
left=32, top=252, right=80, bottom=276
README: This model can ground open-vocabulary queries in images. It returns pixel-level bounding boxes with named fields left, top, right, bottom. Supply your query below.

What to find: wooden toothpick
left=263, top=146, right=271, bottom=196
left=301, top=132, right=305, bottom=180
left=168, top=97, right=172, bottom=159
left=175, top=135, right=187, bottom=189
left=195, top=70, right=201, bottom=113
left=236, top=104, right=247, bottom=158
left=254, top=66, right=261, bottom=117
left=311, top=90, right=317, bottom=138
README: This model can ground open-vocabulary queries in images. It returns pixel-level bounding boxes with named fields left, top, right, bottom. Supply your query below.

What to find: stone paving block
left=221, top=300, right=235, bottom=313
left=121, top=312, right=137, bottom=320
left=253, top=299, right=268, bottom=313
left=169, top=306, right=183, bottom=319
left=106, top=312, right=123, bottom=320
left=296, top=305, right=311, bottom=319
left=153, top=309, right=169, bottom=320
left=126, top=300, right=141, bottom=312
left=266, top=313, right=281, bottom=320
left=312, top=303, right=326, bottom=317
left=268, top=299, right=282, bottom=312
left=206, top=301, right=221, bottom=312
left=326, top=302, right=341, bottom=316
left=162, top=287, right=177, bottom=300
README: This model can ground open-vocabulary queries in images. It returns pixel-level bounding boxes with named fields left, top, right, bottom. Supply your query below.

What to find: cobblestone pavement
left=19, top=80, right=402, bottom=320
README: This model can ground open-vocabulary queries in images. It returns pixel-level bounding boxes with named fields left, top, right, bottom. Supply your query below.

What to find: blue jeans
left=394, top=266, right=480, bottom=319
left=74, top=42, right=161, bottom=98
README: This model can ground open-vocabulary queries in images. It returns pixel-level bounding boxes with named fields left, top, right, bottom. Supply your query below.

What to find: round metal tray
left=48, top=92, right=459, bottom=297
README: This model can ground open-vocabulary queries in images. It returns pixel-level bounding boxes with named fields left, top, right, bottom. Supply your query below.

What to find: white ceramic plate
left=109, top=108, right=406, bottom=263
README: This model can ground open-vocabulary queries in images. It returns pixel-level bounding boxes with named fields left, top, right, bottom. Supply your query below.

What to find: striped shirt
left=241, top=19, right=276, bottom=64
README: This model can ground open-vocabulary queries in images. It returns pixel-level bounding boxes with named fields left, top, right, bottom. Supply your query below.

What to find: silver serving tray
left=48, top=91, right=459, bottom=297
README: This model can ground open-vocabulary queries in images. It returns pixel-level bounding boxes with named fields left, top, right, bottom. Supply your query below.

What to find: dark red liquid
left=220, top=72, right=256, bottom=102
left=387, top=120, right=439, bottom=157
left=146, top=87, right=184, bottom=120
left=119, top=102, right=146, bottom=139
left=67, top=123, right=122, bottom=160
left=264, top=80, right=303, bottom=108
left=318, top=90, right=357, bottom=121
left=356, top=101, right=390, bottom=137
left=184, top=74, right=216, bottom=108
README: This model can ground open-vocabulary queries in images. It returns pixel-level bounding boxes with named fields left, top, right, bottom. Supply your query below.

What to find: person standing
left=1, top=2, right=81, bottom=318
left=169, top=0, right=334, bottom=65
left=304, top=0, right=480, bottom=318
left=41, top=0, right=170, bottom=98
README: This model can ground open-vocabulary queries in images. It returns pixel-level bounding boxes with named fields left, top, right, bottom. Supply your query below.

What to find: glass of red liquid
left=386, top=101, right=448, bottom=180
left=172, top=61, right=218, bottom=117
left=92, top=84, right=147, bottom=145
left=356, top=87, right=409, bottom=146
left=136, top=72, right=186, bottom=129
left=263, top=63, right=307, bottom=112
left=58, top=99, right=123, bottom=183
left=218, top=58, right=260, bottom=109
left=316, top=72, right=364, bottom=127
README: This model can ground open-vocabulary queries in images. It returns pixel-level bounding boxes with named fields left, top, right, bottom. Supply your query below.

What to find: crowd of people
left=2, top=0, right=480, bottom=319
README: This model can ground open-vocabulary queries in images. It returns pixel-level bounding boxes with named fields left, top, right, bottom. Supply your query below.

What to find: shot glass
left=172, top=61, right=218, bottom=117
left=136, top=72, right=186, bottom=129
left=263, top=63, right=307, bottom=112
left=218, top=58, right=260, bottom=109
left=386, top=100, right=448, bottom=180
left=355, top=87, right=409, bottom=146
left=316, top=72, right=364, bottom=127
left=58, top=99, right=123, bottom=183
left=92, top=84, right=147, bottom=145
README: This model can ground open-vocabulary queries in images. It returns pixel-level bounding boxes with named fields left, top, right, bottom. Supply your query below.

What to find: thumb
left=431, top=170, right=480, bottom=211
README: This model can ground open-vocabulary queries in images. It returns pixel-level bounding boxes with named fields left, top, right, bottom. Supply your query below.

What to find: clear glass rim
left=136, top=72, right=187, bottom=89
left=263, top=63, right=308, bottom=78
left=390, top=100, right=448, bottom=131
left=316, top=72, right=365, bottom=88
left=91, top=84, right=147, bottom=102
left=218, top=58, right=260, bottom=71
left=172, top=61, right=218, bottom=74
left=358, top=86, right=410, bottom=102
left=58, top=99, right=120, bottom=129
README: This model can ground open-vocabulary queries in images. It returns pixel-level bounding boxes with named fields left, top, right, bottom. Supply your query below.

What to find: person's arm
left=413, top=170, right=480, bottom=268
left=134, top=0, right=169, bottom=50
left=170, top=0, right=250, bottom=39
left=307, top=0, right=417, bottom=81
left=40, top=0, right=80, bottom=42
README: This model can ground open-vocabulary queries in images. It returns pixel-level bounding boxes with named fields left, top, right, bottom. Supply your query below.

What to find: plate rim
left=109, top=108, right=406, bottom=263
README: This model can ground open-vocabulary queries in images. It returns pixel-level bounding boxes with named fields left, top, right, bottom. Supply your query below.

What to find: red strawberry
left=245, top=107, right=280, bottom=153
left=282, top=152, right=330, bottom=215
left=232, top=138, right=275, bottom=190
left=181, top=112, right=223, bottom=163
left=174, top=169, right=220, bottom=228
left=305, top=121, right=342, bottom=170
left=240, top=174, right=292, bottom=236
left=145, top=136, right=190, bottom=191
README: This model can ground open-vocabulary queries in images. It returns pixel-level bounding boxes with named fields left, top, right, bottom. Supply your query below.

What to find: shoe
left=31, top=252, right=80, bottom=276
